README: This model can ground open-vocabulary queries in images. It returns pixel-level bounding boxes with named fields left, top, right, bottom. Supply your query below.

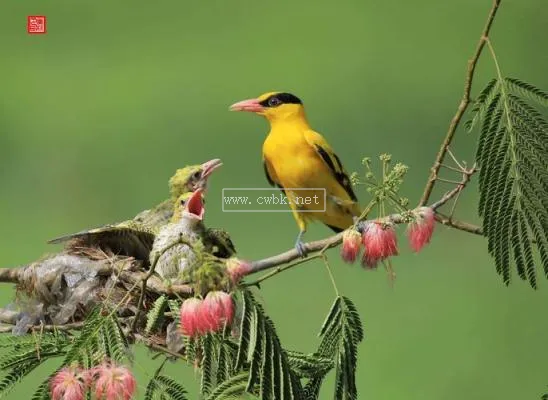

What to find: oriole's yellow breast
left=263, top=127, right=327, bottom=188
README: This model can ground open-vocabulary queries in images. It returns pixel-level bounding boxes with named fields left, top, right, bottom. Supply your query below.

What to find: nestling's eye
left=180, top=199, right=186, bottom=206
left=192, top=171, right=201, bottom=180
left=268, top=97, right=281, bottom=107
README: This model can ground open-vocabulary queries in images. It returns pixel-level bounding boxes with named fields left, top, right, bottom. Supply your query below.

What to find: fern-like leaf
left=286, top=350, right=334, bottom=379
left=0, top=333, right=68, bottom=398
left=304, top=296, right=364, bottom=400
left=471, top=77, right=548, bottom=288
left=144, top=360, right=165, bottom=400
left=198, top=334, right=238, bottom=397
left=505, top=78, right=548, bottom=107
left=30, top=381, right=50, bottom=400
left=201, top=334, right=216, bottom=396
left=465, top=78, right=500, bottom=132
left=63, top=307, right=131, bottom=366
left=206, top=372, right=250, bottom=400
left=145, top=374, right=190, bottom=400
left=234, top=289, right=303, bottom=399
left=145, top=295, right=168, bottom=335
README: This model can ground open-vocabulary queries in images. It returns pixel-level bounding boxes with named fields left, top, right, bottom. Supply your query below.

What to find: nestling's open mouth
left=186, top=190, right=205, bottom=220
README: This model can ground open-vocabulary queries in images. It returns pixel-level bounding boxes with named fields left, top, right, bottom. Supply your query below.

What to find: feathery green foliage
left=28, top=307, right=132, bottom=399
left=232, top=289, right=305, bottom=399
left=200, top=334, right=238, bottom=397
left=145, top=373, right=190, bottom=400
left=163, top=289, right=341, bottom=399
left=468, top=77, right=548, bottom=288
left=0, top=332, right=68, bottom=398
left=205, top=372, right=250, bottom=400
left=304, top=296, right=364, bottom=400
left=63, top=307, right=131, bottom=367
left=505, top=78, right=548, bottom=107
left=285, top=351, right=334, bottom=379
left=30, top=381, right=50, bottom=400
left=146, top=295, right=168, bottom=335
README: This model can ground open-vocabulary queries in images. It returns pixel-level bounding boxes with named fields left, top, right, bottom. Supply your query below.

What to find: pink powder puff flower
left=179, top=297, right=204, bottom=338
left=340, top=229, right=362, bottom=263
left=226, top=258, right=252, bottom=284
left=50, top=366, right=88, bottom=400
left=407, top=207, right=435, bottom=252
left=361, top=221, right=398, bottom=268
left=200, top=291, right=234, bottom=333
left=90, top=361, right=136, bottom=400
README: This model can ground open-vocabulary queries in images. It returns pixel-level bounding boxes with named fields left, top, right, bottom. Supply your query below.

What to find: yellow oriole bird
left=230, top=92, right=361, bottom=256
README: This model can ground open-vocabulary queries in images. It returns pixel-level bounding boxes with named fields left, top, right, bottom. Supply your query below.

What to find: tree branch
left=434, top=213, right=484, bottom=235
left=0, top=259, right=193, bottom=296
left=0, top=307, right=84, bottom=333
left=133, top=333, right=188, bottom=361
left=418, top=0, right=502, bottom=206
left=246, top=167, right=476, bottom=277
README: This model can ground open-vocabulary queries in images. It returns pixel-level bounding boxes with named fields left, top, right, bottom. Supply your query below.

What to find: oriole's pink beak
left=186, top=189, right=205, bottom=220
left=200, top=158, right=223, bottom=179
left=229, top=98, right=265, bottom=113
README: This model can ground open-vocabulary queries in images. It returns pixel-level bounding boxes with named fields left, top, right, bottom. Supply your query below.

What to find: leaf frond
left=206, top=372, right=250, bottom=400
left=472, top=77, right=548, bottom=288
left=145, top=295, right=168, bottom=335
left=0, top=332, right=68, bottom=398
left=234, top=290, right=303, bottom=399
left=305, top=296, right=364, bottom=400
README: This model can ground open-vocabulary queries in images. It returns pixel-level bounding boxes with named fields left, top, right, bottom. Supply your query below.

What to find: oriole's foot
left=353, top=218, right=368, bottom=234
left=294, top=231, right=308, bottom=258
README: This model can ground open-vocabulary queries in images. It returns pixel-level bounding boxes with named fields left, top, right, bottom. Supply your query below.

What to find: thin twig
left=447, top=148, right=464, bottom=170
left=440, top=164, right=465, bottom=173
left=133, top=333, right=188, bottom=361
left=448, top=186, right=463, bottom=219
left=419, top=0, right=502, bottom=206
left=321, top=255, right=340, bottom=296
left=0, top=322, right=84, bottom=333
left=436, top=178, right=465, bottom=185
left=434, top=213, right=484, bottom=235
left=244, top=254, right=322, bottom=288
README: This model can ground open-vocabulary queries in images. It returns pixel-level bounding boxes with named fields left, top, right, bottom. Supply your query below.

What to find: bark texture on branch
left=419, top=0, right=501, bottom=206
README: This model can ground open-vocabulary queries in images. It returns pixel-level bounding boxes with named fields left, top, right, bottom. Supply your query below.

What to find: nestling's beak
left=229, top=98, right=265, bottom=113
left=185, top=189, right=205, bottom=220
left=200, top=158, right=223, bottom=179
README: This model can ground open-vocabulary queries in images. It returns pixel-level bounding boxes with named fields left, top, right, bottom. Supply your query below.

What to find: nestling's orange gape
left=230, top=92, right=361, bottom=256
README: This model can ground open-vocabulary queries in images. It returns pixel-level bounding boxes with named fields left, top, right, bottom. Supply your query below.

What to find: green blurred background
left=1, top=0, right=547, bottom=399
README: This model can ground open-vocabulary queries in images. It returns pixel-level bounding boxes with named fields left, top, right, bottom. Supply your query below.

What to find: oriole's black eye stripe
left=268, top=97, right=281, bottom=107
left=259, top=93, right=302, bottom=107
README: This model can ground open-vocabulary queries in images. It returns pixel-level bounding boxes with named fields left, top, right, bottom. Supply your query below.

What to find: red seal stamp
left=27, top=16, right=46, bottom=34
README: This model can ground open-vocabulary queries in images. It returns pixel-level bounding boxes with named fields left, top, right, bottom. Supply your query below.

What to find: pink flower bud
left=90, top=361, right=136, bottom=400
left=226, top=258, right=252, bottom=284
left=179, top=297, right=203, bottom=338
left=50, top=366, right=87, bottom=400
left=407, top=207, right=435, bottom=252
left=200, top=291, right=234, bottom=333
left=361, top=221, right=398, bottom=268
left=340, top=229, right=362, bottom=263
